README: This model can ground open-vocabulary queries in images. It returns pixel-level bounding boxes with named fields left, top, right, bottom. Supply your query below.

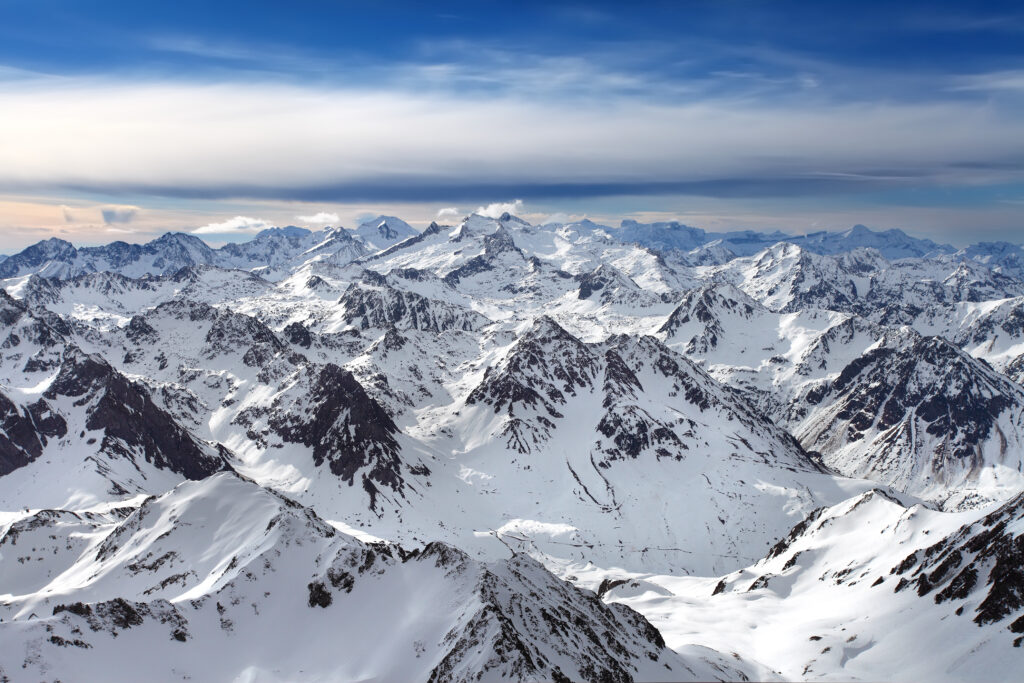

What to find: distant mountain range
left=5, top=218, right=1022, bottom=282
left=2, top=212, right=1024, bottom=681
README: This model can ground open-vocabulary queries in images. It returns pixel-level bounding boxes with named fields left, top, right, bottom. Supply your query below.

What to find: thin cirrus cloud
left=1, top=75, right=1023, bottom=205
left=192, top=215, right=272, bottom=235
left=949, top=69, right=1024, bottom=92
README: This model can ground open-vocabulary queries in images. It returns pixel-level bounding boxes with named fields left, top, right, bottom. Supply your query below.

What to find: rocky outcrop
left=45, top=349, right=228, bottom=480
left=267, top=364, right=408, bottom=508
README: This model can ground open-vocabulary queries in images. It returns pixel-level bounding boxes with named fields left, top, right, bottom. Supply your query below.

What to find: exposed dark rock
left=426, top=552, right=668, bottom=683
left=465, top=317, right=598, bottom=453
left=0, top=392, right=67, bottom=475
left=53, top=602, right=93, bottom=618
left=798, top=332, right=1024, bottom=492
left=267, top=364, right=405, bottom=509
left=282, top=321, right=313, bottom=348
left=364, top=221, right=445, bottom=261
left=0, top=237, right=78, bottom=278
left=597, top=578, right=629, bottom=598
left=339, top=282, right=487, bottom=333
left=44, top=349, right=227, bottom=480
left=467, top=317, right=598, bottom=418
left=892, top=492, right=1024, bottom=634
left=307, top=581, right=332, bottom=608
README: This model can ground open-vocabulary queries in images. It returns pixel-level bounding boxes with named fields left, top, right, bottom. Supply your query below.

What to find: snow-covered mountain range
left=2, top=215, right=1023, bottom=681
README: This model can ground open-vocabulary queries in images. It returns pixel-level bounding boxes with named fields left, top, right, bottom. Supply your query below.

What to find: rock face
left=0, top=290, right=226, bottom=496
left=892, top=491, right=1024, bottom=639
left=952, top=296, right=1024, bottom=382
left=467, top=317, right=600, bottom=439
left=45, top=348, right=228, bottom=481
left=0, top=237, right=79, bottom=278
left=339, top=280, right=489, bottom=332
left=267, top=363, right=407, bottom=508
left=659, top=283, right=760, bottom=354
left=421, top=548, right=678, bottom=683
left=575, top=263, right=662, bottom=308
left=0, top=390, right=67, bottom=475
left=467, top=316, right=812, bottom=467
left=656, top=279, right=1024, bottom=508
left=794, top=334, right=1024, bottom=506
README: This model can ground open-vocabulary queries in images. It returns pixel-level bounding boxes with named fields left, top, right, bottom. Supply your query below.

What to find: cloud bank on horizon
left=0, top=0, right=1021, bottom=249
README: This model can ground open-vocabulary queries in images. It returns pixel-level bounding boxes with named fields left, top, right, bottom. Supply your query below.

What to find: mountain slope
left=792, top=333, right=1024, bottom=508
left=0, top=473, right=751, bottom=683
left=355, top=215, right=419, bottom=251
left=399, top=316, right=882, bottom=577
left=657, top=282, right=1024, bottom=509
left=605, top=488, right=1022, bottom=682
left=0, top=291, right=227, bottom=508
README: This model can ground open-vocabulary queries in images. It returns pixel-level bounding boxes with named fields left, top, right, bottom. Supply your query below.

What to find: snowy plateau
left=2, top=214, right=1024, bottom=681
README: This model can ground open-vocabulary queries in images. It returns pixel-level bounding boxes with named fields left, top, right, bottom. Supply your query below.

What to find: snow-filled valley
left=3, top=214, right=1024, bottom=681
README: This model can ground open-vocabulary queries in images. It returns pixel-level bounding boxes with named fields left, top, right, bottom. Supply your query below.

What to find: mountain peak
left=151, top=231, right=209, bottom=246
left=255, top=225, right=313, bottom=239
left=525, top=314, right=576, bottom=341
left=497, top=211, right=530, bottom=226
left=355, top=215, right=417, bottom=250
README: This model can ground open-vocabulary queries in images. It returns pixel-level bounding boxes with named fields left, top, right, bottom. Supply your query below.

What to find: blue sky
left=1, top=0, right=1023, bottom=249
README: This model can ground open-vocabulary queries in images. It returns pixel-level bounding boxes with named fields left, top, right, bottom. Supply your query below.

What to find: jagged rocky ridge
left=657, top=281, right=1024, bottom=508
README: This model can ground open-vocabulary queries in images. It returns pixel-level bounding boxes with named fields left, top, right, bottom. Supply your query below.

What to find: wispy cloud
left=541, top=212, right=574, bottom=225
left=436, top=207, right=460, bottom=218
left=906, top=12, right=1024, bottom=34
left=476, top=200, right=524, bottom=218
left=394, top=42, right=697, bottom=99
left=296, top=211, right=340, bottom=225
left=0, top=64, right=62, bottom=81
left=148, top=36, right=268, bottom=63
left=950, top=70, right=1024, bottom=92
left=192, top=215, right=271, bottom=234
